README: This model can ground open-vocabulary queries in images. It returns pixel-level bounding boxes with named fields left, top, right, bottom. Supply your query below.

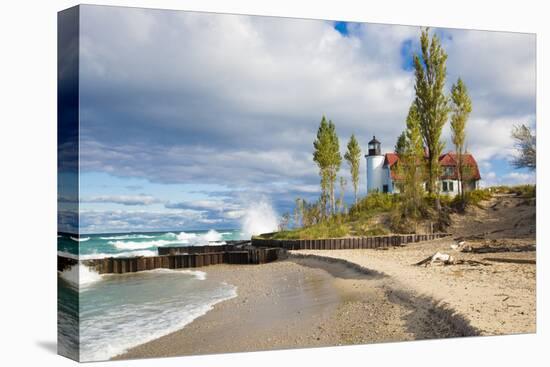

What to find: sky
left=71, top=5, right=536, bottom=233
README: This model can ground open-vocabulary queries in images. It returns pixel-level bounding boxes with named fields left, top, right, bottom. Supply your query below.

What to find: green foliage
left=413, top=28, right=450, bottom=195
left=437, top=194, right=454, bottom=208
left=450, top=77, right=473, bottom=199
left=326, top=120, right=342, bottom=214
left=313, top=116, right=332, bottom=217
left=394, top=131, right=407, bottom=155
left=270, top=218, right=349, bottom=240
left=399, top=104, right=426, bottom=219
left=300, top=199, right=323, bottom=227
left=312, top=116, right=342, bottom=216
left=344, top=134, right=361, bottom=205
left=511, top=124, right=536, bottom=170
left=349, top=192, right=396, bottom=216
left=491, top=184, right=536, bottom=198
left=450, top=78, right=472, bottom=151
left=511, top=184, right=536, bottom=198
left=269, top=193, right=396, bottom=239
left=451, top=188, right=492, bottom=209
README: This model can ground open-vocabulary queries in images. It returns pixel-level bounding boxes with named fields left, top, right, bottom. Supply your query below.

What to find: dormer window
left=443, top=166, right=454, bottom=176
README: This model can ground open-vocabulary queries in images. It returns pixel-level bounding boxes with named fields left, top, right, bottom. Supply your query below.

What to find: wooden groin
left=158, top=244, right=233, bottom=255
left=251, top=233, right=450, bottom=250
left=57, top=234, right=448, bottom=275
left=58, top=255, right=78, bottom=272
left=58, top=244, right=283, bottom=275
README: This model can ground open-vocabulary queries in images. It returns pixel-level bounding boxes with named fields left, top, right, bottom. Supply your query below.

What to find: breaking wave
left=241, top=200, right=278, bottom=238
left=57, top=250, right=158, bottom=260
left=59, top=263, right=103, bottom=289
left=74, top=269, right=236, bottom=361
left=70, top=236, right=90, bottom=242
left=108, top=230, right=225, bottom=250
left=99, top=234, right=156, bottom=240
left=109, top=239, right=178, bottom=250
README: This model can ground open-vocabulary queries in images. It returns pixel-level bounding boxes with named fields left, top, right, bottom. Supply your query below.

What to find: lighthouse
left=365, top=136, right=385, bottom=194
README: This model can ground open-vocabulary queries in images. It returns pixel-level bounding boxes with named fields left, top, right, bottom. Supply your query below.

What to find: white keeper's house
left=365, top=136, right=481, bottom=196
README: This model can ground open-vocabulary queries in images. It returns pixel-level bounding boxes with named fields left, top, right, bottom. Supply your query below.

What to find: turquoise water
left=58, top=229, right=244, bottom=259
left=58, top=229, right=242, bottom=362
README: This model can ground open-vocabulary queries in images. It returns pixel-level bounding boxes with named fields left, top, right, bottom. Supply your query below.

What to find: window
left=383, top=184, right=389, bottom=193
left=442, top=181, right=448, bottom=192
left=449, top=181, right=454, bottom=192
left=444, top=166, right=454, bottom=176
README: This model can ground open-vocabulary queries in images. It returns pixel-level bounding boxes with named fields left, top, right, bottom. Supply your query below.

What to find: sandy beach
left=296, top=240, right=535, bottom=336
left=115, top=256, right=477, bottom=360
left=115, top=195, right=535, bottom=360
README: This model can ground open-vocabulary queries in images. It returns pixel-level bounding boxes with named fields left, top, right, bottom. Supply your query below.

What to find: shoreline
left=114, top=255, right=477, bottom=360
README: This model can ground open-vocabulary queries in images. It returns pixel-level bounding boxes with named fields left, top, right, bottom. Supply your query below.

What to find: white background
left=0, top=0, right=547, bottom=366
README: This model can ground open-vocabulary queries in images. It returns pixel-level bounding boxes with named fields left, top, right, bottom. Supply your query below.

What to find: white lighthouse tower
left=365, top=136, right=385, bottom=194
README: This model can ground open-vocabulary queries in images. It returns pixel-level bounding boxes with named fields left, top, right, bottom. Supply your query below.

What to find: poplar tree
left=313, top=116, right=331, bottom=217
left=344, top=134, right=362, bottom=205
left=450, top=78, right=472, bottom=199
left=327, top=120, right=342, bottom=215
left=394, top=131, right=407, bottom=155
left=413, top=28, right=450, bottom=200
left=401, top=104, right=425, bottom=218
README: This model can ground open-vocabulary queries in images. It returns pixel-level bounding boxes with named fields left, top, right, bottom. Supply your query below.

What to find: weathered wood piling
left=58, top=233, right=449, bottom=275
left=251, top=233, right=450, bottom=250
left=58, top=243, right=283, bottom=275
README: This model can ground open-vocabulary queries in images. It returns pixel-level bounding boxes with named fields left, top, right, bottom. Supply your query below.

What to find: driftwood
left=415, top=253, right=491, bottom=267
left=415, top=252, right=455, bottom=267
left=483, top=257, right=536, bottom=265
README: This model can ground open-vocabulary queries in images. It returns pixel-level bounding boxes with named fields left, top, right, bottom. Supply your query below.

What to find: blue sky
left=69, top=5, right=536, bottom=233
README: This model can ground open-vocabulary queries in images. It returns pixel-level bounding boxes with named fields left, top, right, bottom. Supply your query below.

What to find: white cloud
left=79, top=209, right=211, bottom=233
left=74, top=6, right=536, bottom=232
left=504, top=171, right=536, bottom=184
left=454, top=115, right=536, bottom=165
left=444, top=28, right=536, bottom=118
left=81, top=194, right=161, bottom=206
left=481, top=170, right=535, bottom=187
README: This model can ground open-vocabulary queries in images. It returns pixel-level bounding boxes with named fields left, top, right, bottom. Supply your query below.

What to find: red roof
left=384, top=152, right=481, bottom=181
left=384, top=153, right=401, bottom=180
left=439, top=152, right=481, bottom=180
left=384, top=152, right=400, bottom=167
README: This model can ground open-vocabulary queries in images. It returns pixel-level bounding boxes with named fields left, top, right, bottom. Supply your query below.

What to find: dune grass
left=262, top=185, right=533, bottom=240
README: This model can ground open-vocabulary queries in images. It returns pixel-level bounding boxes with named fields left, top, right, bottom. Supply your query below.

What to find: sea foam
left=70, top=236, right=90, bottom=242
left=57, top=250, right=158, bottom=260
left=109, top=230, right=225, bottom=250
left=76, top=271, right=236, bottom=361
left=59, top=263, right=103, bottom=289
left=99, top=234, right=156, bottom=240
left=241, top=200, right=278, bottom=237
left=109, top=239, right=177, bottom=250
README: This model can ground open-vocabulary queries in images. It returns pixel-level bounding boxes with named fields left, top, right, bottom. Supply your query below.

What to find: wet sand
left=115, top=257, right=474, bottom=360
